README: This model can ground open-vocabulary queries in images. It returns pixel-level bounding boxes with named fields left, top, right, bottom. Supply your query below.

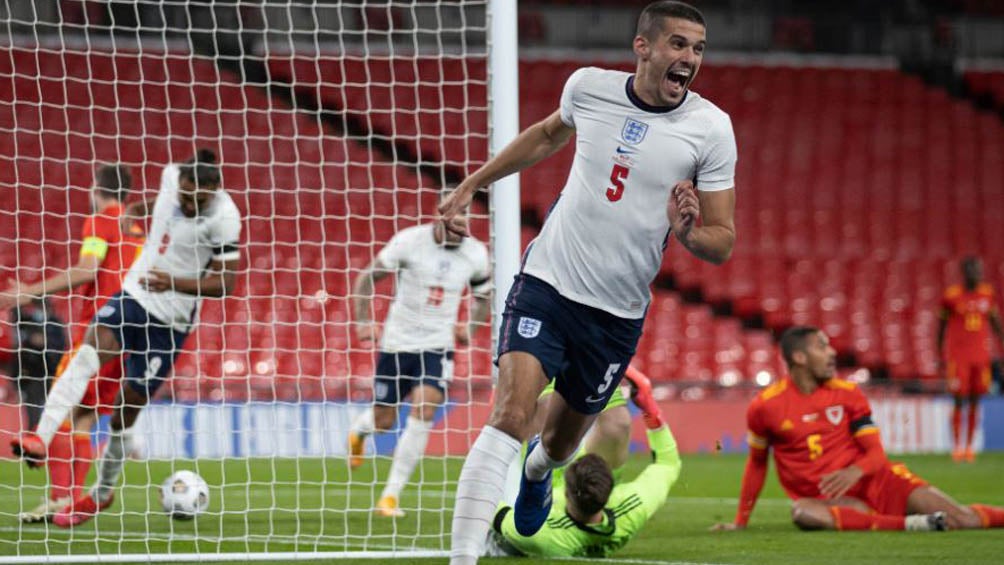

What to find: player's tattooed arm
left=143, top=257, right=238, bottom=297
left=440, top=110, right=574, bottom=237
left=352, top=258, right=393, bottom=343
left=671, top=184, right=735, bottom=265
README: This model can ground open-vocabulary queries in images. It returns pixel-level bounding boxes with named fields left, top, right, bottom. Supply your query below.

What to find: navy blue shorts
left=374, top=350, right=454, bottom=405
left=96, top=292, right=189, bottom=398
left=498, top=274, right=644, bottom=415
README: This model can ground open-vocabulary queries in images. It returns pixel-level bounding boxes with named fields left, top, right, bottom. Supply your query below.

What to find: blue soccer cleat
left=513, top=436, right=553, bottom=536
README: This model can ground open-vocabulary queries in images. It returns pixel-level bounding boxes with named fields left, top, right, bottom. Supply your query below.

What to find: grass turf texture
left=1, top=453, right=1002, bottom=564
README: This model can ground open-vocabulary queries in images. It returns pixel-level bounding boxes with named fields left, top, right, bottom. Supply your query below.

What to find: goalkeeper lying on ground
left=486, top=367, right=682, bottom=558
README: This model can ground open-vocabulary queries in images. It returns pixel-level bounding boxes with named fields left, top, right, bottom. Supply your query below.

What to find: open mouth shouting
left=664, top=65, right=693, bottom=99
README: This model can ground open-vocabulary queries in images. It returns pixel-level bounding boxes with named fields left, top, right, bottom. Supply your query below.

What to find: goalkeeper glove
left=623, top=366, right=664, bottom=429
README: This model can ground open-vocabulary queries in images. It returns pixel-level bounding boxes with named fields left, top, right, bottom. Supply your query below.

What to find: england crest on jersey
left=622, top=118, right=649, bottom=145
left=518, top=316, right=542, bottom=338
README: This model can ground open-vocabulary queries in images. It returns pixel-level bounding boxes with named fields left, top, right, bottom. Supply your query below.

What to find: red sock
left=971, top=504, right=1004, bottom=528
left=966, top=405, right=979, bottom=449
left=47, top=423, right=74, bottom=501
left=830, top=507, right=905, bottom=531
left=71, top=433, right=94, bottom=500
left=951, top=406, right=962, bottom=448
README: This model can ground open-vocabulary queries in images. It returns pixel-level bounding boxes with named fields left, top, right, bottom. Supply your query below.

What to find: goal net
left=0, top=1, right=508, bottom=561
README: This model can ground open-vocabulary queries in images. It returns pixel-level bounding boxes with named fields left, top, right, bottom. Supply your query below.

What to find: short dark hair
left=565, top=454, right=614, bottom=517
left=179, top=148, right=221, bottom=188
left=637, top=1, right=705, bottom=39
left=779, top=326, right=820, bottom=367
left=94, top=164, right=132, bottom=201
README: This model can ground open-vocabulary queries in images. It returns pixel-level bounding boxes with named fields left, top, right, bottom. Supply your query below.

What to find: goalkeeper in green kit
left=486, top=367, right=682, bottom=558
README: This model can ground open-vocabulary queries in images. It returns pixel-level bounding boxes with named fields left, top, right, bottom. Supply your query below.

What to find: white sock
left=35, top=344, right=101, bottom=445
left=92, top=429, right=133, bottom=503
left=449, top=425, right=521, bottom=563
left=381, top=416, right=433, bottom=500
left=524, top=441, right=574, bottom=482
left=351, top=406, right=375, bottom=438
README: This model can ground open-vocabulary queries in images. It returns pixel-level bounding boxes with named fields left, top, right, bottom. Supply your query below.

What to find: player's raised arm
left=440, top=109, right=575, bottom=236
left=714, top=401, right=769, bottom=531
left=616, top=367, right=682, bottom=530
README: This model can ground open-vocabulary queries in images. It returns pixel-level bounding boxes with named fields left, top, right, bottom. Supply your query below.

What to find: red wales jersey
left=746, top=377, right=878, bottom=500
left=73, top=203, right=143, bottom=340
left=942, top=283, right=998, bottom=363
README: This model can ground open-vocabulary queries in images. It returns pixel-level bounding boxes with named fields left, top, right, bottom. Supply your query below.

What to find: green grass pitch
left=1, top=452, right=1003, bottom=564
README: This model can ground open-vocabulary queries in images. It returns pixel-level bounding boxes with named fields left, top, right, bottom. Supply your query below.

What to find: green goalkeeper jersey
left=492, top=426, right=681, bottom=558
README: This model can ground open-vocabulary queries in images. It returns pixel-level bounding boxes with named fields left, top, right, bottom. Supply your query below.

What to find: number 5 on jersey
left=606, top=164, right=630, bottom=202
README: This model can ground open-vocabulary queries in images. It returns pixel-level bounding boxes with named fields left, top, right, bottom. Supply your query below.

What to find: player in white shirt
left=349, top=208, right=492, bottom=517
left=12, top=149, right=242, bottom=527
left=440, top=2, right=737, bottom=562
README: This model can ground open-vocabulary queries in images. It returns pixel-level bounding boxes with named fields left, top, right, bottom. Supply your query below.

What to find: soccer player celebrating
left=937, top=256, right=1004, bottom=463
left=348, top=204, right=491, bottom=517
left=487, top=367, right=681, bottom=558
left=0, top=164, right=142, bottom=522
left=10, top=149, right=241, bottom=527
left=440, top=2, right=737, bottom=562
left=714, top=326, right=1004, bottom=533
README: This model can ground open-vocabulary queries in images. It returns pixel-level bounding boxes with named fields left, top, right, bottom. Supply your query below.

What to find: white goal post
left=0, top=0, right=518, bottom=562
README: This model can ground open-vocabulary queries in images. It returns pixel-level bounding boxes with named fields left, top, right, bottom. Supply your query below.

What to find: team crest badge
left=517, top=317, right=542, bottom=339
left=825, top=405, right=844, bottom=425
left=621, top=118, right=649, bottom=145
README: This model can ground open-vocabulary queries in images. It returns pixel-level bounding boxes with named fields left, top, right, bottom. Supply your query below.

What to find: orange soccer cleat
left=376, top=495, right=405, bottom=518
left=348, top=432, right=365, bottom=469
left=10, top=432, right=47, bottom=469
left=964, top=447, right=976, bottom=464
left=51, top=492, right=114, bottom=529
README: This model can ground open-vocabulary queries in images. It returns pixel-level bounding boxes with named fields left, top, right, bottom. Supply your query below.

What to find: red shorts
left=847, top=462, right=928, bottom=515
left=55, top=344, right=124, bottom=416
left=947, top=358, right=991, bottom=397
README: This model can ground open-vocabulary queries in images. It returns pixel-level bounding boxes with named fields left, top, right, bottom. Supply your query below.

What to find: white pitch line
left=556, top=559, right=731, bottom=565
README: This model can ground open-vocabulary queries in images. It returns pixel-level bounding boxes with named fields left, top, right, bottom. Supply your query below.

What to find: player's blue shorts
left=96, top=291, right=189, bottom=398
left=498, top=273, right=644, bottom=415
left=374, top=350, right=454, bottom=405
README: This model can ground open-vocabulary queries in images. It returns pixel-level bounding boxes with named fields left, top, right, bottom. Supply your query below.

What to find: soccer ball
left=159, top=470, right=209, bottom=520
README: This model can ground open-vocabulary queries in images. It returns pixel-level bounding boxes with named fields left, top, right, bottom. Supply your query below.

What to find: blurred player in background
left=439, top=2, right=737, bottom=561
left=714, top=326, right=1004, bottom=533
left=937, top=256, right=1004, bottom=463
left=10, top=149, right=241, bottom=527
left=488, top=367, right=681, bottom=558
left=349, top=203, right=491, bottom=517
left=0, top=164, right=141, bottom=522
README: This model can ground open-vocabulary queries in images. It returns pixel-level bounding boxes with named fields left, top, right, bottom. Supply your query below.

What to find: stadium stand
left=5, top=48, right=1002, bottom=389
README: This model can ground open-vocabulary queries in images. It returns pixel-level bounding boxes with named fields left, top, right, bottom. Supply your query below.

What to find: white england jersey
left=377, top=224, right=490, bottom=352
left=122, top=164, right=242, bottom=332
left=522, top=67, right=737, bottom=319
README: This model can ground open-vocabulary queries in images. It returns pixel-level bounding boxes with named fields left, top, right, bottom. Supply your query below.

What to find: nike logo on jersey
left=585, top=395, right=606, bottom=404
left=615, top=145, right=636, bottom=154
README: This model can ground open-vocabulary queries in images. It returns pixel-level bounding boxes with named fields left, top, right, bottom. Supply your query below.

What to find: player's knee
left=540, top=428, right=578, bottom=462
left=790, top=500, right=829, bottom=531
left=373, top=407, right=397, bottom=431
left=487, top=403, right=535, bottom=441
left=948, top=506, right=983, bottom=529
left=416, top=403, right=438, bottom=422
